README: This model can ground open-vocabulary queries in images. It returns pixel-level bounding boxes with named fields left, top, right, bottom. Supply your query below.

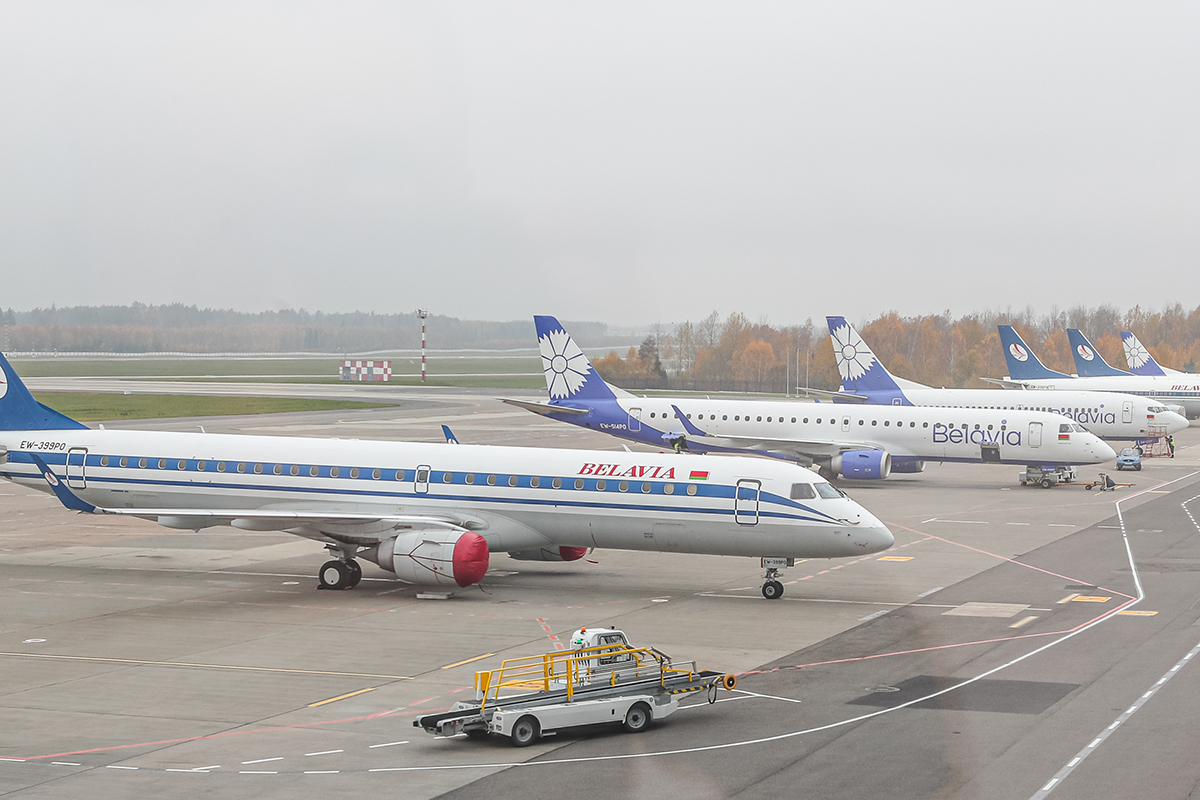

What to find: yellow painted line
left=1118, top=610, right=1158, bottom=616
left=0, top=652, right=410, bottom=680
left=441, top=653, right=495, bottom=670
left=878, top=556, right=914, bottom=562
left=309, top=687, right=376, bottom=707
left=1072, top=596, right=1112, bottom=603
left=1057, top=593, right=1080, bottom=604
left=1010, top=616, right=1039, bottom=629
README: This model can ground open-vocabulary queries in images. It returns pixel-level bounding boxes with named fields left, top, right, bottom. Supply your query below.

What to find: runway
left=2, top=385, right=1198, bottom=799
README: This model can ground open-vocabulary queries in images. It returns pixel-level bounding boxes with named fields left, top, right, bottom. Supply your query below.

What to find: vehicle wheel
left=510, top=715, right=540, bottom=747
left=1041, top=478, right=1053, bottom=488
left=623, top=702, right=652, bottom=733
left=1136, top=464, right=1142, bottom=471
left=344, top=559, right=363, bottom=588
left=761, top=580, right=784, bottom=600
left=1085, top=484, right=1093, bottom=490
left=1116, top=465, right=1123, bottom=471
left=318, top=560, right=351, bottom=590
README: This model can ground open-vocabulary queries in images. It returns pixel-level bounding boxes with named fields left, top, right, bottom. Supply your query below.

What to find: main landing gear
left=318, top=558, right=362, bottom=590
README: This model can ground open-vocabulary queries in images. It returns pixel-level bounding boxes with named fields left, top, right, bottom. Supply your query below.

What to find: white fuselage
left=611, top=398, right=1115, bottom=465
left=0, top=429, right=893, bottom=560
left=1002, top=375, right=1200, bottom=420
left=887, top=388, right=1187, bottom=441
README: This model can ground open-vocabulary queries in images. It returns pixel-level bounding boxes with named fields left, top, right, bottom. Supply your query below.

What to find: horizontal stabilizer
left=499, top=397, right=590, bottom=416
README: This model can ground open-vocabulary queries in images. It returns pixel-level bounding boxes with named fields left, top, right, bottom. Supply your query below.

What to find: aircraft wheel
left=318, top=560, right=352, bottom=590
left=510, top=715, right=540, bottom=747
left=761, top=580, right=784, bottom=600
left=623, top=702, right=652, bottom=733
left=345, top=559, right=363, bottom=588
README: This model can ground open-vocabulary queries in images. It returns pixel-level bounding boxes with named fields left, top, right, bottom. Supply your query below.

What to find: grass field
left=33, top=392, right=395, bottom=422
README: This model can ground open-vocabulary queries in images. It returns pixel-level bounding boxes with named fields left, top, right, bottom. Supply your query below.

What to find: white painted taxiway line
left=1027, top=481, right=1200, bottom=799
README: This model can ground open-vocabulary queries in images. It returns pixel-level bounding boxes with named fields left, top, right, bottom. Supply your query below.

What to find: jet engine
left=508, top=545, right=588, bottom=562
left=361, top=529, right=489, bottom=588
left=890, top=459, right=926, bottom=474
left=830, top=449, right=892, bottom=479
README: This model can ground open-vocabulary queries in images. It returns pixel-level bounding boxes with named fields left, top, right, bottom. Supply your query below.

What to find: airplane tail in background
left=533, top=316, right=626, bottom=403
left=0, top=351, right=88, bottom=431
left=1121, top=331, right=1176, bottom=376
left=825, top=316, right=919, bottom=402
left=1066, top=329, right=1129, bottom=377
left=997, top=326, right=1072, bottom=380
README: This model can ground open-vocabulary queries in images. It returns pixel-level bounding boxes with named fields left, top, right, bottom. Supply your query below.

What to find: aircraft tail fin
left=1066, top=329, right=1128, bottom=376
left=825, top=316, right=919, bottom=400
left=0, top=351, right=88, bottom=431
left=997, top=326, right=1072, bottom=380
left=1121, top=331, right=1174, bottom=376
left=534, top=316, right=625, bottom=403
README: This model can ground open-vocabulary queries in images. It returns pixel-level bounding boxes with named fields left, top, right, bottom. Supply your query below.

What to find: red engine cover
left=558, top=546, right=588, bottom=562
left=452, top=531, right=490, bottom=587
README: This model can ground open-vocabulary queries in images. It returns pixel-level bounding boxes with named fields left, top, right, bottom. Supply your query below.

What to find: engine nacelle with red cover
left=362, top=529, right=489, bottom=588
left=507, top=545, right=588, bottom=562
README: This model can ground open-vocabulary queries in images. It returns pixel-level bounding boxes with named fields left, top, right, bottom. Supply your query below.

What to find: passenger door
left=841, top=415, right=851, bottom=432
left=1122, top=401, right=1133, bottom=424
left=735, top=479, right=760, bottom=526
left=66, top=448, right=87, bottom=490
left=1029, top=422, right=1042, bottom=448
left=414, top=465, right=430, bottom=495
left=628, top=407, right=642, bottom=432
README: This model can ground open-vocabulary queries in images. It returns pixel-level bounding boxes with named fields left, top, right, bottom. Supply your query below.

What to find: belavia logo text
left=578, top=463, right=676, bottom=479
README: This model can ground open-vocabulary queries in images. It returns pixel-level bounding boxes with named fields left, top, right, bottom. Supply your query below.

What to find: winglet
left=997, top=326, right=1072, bottom=380
left=1066, top=329, right=1128, bottom=376
left=28, top=454, right=96, bottom=512
left=670, top=405, right=709, bottom=437
left=441, top=425, right=459, bottom=444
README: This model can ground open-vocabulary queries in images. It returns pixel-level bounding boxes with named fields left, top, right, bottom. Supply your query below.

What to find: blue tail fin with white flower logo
left=997, top=326, right=1071, bottom=380
left=1121, top=331, right=1173, bottom=376
left=533, top=316, right=622, bottom=403
left=0, top=350, right=87, bottom=431
left=825, top=316, right=903, bottom=394
left=1066, top=329, right=1128, bottom=377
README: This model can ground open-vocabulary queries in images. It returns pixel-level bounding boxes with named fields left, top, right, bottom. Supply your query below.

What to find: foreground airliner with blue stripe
left=824, top=316, right=1186, bottom=441
left=503, top=317, right=1116, bottom=482
left=0, top=351, right=892, bottom=599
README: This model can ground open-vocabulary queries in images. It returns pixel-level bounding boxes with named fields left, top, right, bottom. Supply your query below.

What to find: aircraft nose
left=1162, top=411, right=1190, bottom=434
left=1094, top=439, right=1116, bottom=461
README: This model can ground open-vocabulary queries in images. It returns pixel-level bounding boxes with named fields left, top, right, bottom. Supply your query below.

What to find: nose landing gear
left=760, top=557, right=793, bottom=600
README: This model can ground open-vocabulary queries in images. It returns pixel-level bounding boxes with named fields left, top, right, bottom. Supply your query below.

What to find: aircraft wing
left=499, top=397, right=590, bottom=416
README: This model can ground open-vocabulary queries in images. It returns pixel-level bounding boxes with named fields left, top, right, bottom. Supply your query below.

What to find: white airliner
left=996, top=326, right=1200, bottom=420
left=824, top=316, right=1187, bottom=441
left=0, top=352, right=892, bottom=600
left=503, top=317, right=1116, bottom=481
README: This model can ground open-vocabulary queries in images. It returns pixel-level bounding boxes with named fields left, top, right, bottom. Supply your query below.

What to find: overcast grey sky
left=2, top=2, right=1197, bottom=326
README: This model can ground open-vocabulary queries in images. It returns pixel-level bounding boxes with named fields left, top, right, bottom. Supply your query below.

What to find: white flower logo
left=829, top=323, right=876, bottom=381
left=1076, top=344, right=1094, bottom=361
left=1124, top=336, right=1150, bottom=369
left=539, top=328, right=590, bottom=399
left=1009, top=343, right=1029, bottom=362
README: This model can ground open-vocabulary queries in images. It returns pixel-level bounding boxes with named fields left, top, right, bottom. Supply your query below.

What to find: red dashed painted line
left=537, top=617, right=566, bottom=650
left=408, top=697, right=433, bottom=706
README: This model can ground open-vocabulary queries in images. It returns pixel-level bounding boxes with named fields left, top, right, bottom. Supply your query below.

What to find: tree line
left=0, top=304, right=610, bottom=353
left=592, top=304, right=1200, bottom=393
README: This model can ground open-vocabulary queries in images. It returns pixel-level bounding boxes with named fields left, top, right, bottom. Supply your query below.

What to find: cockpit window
left=790, top=483, right=816, bottom=500
left=814, top=483, right=841, bottom=499
left=1149, top=405, right=1166, bottom=413
left=1059, top=423, right=1071, bottom=432
left=1072, top=424, right=1086, bottom=433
